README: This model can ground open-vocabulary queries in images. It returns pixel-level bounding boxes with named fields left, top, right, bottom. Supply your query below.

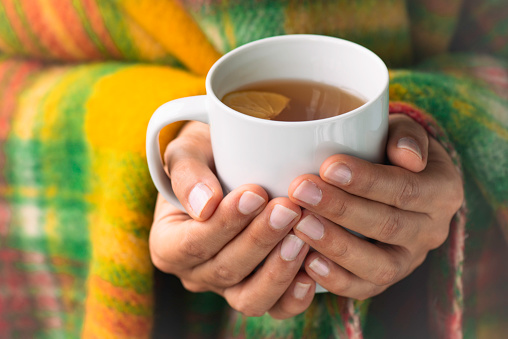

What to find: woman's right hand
left=149, top=121, right=316, bottom=319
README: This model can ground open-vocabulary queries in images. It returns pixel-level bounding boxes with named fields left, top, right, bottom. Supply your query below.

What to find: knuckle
left=329, top=274, right=353, bottom=296
left=372, top=260, right=401, bottom=286
left=427, top=222, right=450, bottom=249
left=265, top=268, right=292, bottom=288
left=246, top=231, right=273, bottom=251
left=357, top=171, right=377, bottom=197
left=333, top=199, right=349, bottom=220
left=211, top=264, right=243, bottom=287
left=230, top=298, right=266, bottom=317
left=331, top=239, right=350, bottom=260
left=396, top=174, right=420, bottom=208
left=149, top=245, right=177, bottom=274
left=271, top=295, right=303, bottom=320
left=181, top=279, right=207, bottom=293
left=166, top=147, right=193, bottom=175
left=377, top=211, right=403, bottom=243
left=180, top=233, right=210, bottom=261
left=150, top=252, right=171, bottom=273
left=268, top=310, right=292, bottom=320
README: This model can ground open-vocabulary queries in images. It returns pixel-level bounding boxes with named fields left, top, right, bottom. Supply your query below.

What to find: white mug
left=147, top=34, right=389, bottom=210
left=146, top=35, right=389, bottom=293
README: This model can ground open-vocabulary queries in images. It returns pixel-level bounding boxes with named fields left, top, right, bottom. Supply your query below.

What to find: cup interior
left=208, top=34, right=388, bottom=116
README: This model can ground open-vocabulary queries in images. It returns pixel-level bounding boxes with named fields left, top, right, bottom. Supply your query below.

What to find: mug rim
left=206, top=34, right=389, bottom=126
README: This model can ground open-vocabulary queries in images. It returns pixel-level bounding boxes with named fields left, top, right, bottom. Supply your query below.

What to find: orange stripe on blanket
left=19, top=0, right=70, bottom=59
left=90, top=276, right=152, bottom=310
left=83, top=297, right=152, bottom=339
left=82, top=0, right=122, bottom=59
left=21, top=0, right=81, bottom=59
left=44, top=0, right=102, bottom=59
left=1, top=0, right=44, bottom=56
left=0, top=61, right=14, bottom=85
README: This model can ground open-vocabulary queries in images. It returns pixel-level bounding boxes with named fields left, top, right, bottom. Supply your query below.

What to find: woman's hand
left=150, top=122, right=316, bottom=319
left=289, top=114, right=464, bottom=299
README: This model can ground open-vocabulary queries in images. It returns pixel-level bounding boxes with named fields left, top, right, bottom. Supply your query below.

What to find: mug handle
left=146, top=95, right=209, bottom=211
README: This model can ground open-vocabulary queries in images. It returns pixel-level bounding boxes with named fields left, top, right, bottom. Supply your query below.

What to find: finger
left=268, top=272, right=315, bottom=319
left=303, top=252, right=388, bottom=300
left=386, top=114, right=429, bottom=173
left=289, top=176, right=428, bottom=245
left=222, top=234, right=310, bottom=317
left=316, top=137, right=461, bottom=213
left=164, top=121, right=222, bottom=221
left=294, top=211, right=414, bottom=285
left=150, top=184, right=268, bottom=271
left=190, top=198, right=301, bottom=288
left=150, top=193, right=192, bottom=273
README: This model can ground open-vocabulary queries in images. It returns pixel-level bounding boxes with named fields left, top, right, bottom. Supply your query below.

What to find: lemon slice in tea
left=222, top=91, right=290, bottom=120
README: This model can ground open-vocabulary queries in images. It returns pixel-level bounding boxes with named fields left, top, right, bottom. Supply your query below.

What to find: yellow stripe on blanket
left=452, top=97, right=508, bottom=141
left=89, top=192, right=152, bottom=275
left=39, top=66, right=100, bottom=141
left=85, top=65, right=205, bottom=155
left=83, top=64, right=206, bottom=339
left=12, top=67, right=67, bottom=140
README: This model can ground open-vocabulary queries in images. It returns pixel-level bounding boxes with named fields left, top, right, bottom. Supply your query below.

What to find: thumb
left=164, top=121, right=223, bottom=221
left=386, top=114, right=429, bottom=173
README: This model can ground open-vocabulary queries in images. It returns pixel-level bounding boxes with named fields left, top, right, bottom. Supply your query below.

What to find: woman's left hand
left=289, top=114, right=464, bottom=299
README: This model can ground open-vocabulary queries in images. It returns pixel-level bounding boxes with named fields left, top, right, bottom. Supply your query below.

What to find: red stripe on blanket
left=1, top=0, right=44, bottom=56
left=479, top=66, right=508, bottom=88
left=82, top=0, right=122, bottom=58
left=0, top=249, right=39, bottom=337
left=20, top=0, right=75, bottom=59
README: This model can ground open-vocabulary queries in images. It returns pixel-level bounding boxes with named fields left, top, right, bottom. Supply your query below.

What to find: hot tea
left=222, top=79, right=366, bottom=121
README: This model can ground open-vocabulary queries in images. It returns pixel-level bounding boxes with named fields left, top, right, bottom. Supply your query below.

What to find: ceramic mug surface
left=147, top=34, right=389, bottom=205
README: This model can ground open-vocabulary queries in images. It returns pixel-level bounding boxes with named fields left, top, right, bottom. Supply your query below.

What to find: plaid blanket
left=0, top=1, right=506, bottom=338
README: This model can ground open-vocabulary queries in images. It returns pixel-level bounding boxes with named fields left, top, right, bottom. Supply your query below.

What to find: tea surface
left=222, top=79, right=366, bottom=121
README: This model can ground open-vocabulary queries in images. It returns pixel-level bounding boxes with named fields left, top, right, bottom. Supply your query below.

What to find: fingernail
left=293, top=282, right=311, bottom=300
left=280, top=234, right=305, bottom=261
left=296, top=215, right=324, bottom=240
left=324, top=163, right=352, bottom=185
left=238, top=191, right=265, bottom=215
left=293, top=180, right=322, bottom=205
left=188, top=183, right=213, bottom=217
left=397, top=137, right=422, bottom=160
left=270, top=204, right=298, bottom=230
left=309, top=257, right=330, bottom=277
